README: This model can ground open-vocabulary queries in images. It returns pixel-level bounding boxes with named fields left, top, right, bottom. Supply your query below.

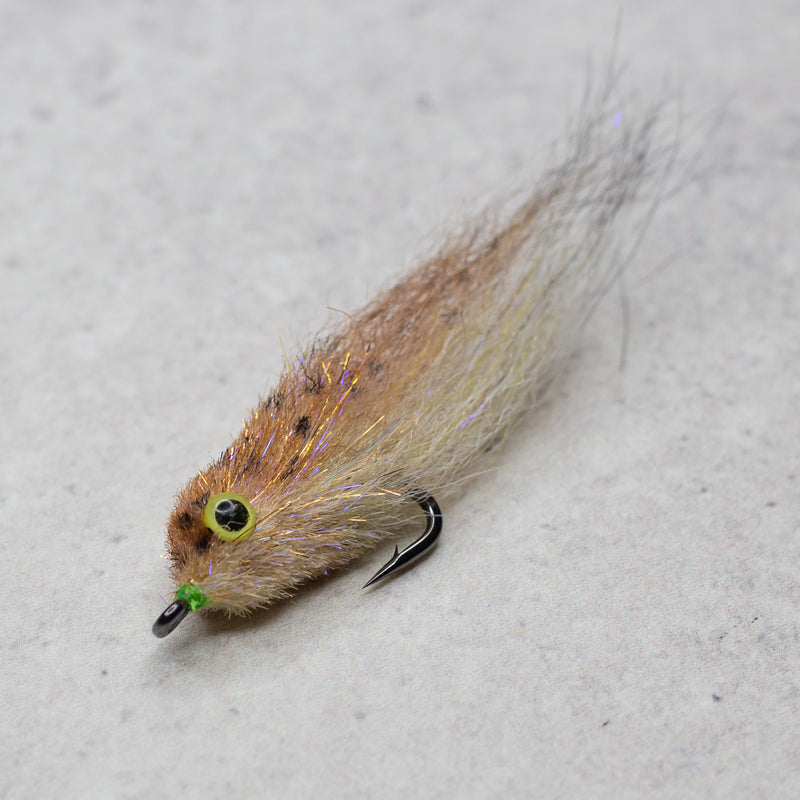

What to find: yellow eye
left=203, top=492, right=256, bottom=541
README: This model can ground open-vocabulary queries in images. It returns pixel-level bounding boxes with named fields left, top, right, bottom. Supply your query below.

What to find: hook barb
left=363, top=492, right=443, bottom=588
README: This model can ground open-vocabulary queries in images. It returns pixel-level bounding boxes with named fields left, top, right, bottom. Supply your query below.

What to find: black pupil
left=214, top=499, right=249, bottom=532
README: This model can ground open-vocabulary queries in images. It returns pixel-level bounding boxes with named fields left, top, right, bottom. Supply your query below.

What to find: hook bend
left=363, top=492, right=443, bottom=588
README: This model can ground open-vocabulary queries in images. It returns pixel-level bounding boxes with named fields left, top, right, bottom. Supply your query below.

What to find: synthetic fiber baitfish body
left=153, top=86, right=672, bottom=637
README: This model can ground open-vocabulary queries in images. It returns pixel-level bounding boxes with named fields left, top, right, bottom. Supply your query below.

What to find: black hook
left=363, top=492, right=443, bottom=588
left=152, top=493, right=443, bottom=637
left=152, top=598, right=190, bottom=638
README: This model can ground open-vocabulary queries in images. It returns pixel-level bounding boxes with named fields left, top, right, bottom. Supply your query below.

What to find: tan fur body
left=163, top=93, right=669, bottom=614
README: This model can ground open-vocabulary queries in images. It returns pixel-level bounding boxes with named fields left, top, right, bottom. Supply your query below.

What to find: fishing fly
left=153, top=81, right=673, bottom=637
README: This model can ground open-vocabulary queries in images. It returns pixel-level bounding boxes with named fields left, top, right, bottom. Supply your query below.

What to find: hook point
left=363, top=493, right=442, bottom=588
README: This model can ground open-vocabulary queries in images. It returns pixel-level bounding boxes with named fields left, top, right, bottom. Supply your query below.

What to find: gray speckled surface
left=2, top=2, right=798, bottom=798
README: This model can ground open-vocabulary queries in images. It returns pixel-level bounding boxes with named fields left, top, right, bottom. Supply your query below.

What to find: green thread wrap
left=175, top=583, right=209, bottom=611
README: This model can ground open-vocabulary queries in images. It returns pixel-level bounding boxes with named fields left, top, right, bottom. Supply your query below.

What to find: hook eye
left=152, top=598, right=189, bottom=638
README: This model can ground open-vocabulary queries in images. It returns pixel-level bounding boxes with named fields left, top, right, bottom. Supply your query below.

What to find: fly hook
left=363, top=492, right=443, bottom=588
left=152, top=597, right=190, bottom=638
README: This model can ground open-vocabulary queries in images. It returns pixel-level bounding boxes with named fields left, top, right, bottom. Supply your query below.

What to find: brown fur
left=161, top=87, right=673, bottom=614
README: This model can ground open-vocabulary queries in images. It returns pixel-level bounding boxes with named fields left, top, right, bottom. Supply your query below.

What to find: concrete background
left=1, top=2, right=798, bottom=797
